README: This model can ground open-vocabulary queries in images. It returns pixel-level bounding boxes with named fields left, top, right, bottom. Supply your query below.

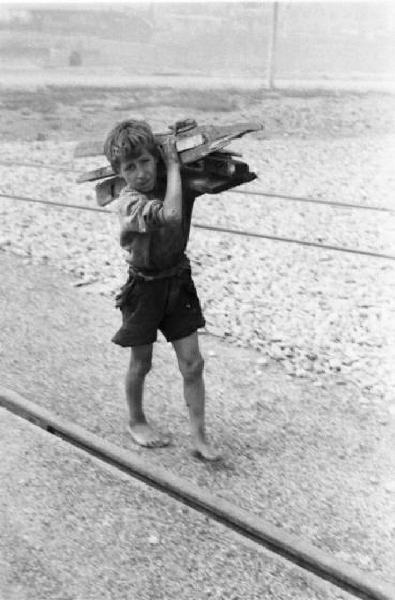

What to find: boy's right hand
left=160, top=134, right=180, bottom=168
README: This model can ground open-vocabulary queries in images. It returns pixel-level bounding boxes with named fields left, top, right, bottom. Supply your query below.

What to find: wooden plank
left=77, top=166, right=114, bottom=183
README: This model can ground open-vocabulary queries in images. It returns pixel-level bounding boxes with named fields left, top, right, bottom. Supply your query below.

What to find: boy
left=104, top=119, right=220, bottom=461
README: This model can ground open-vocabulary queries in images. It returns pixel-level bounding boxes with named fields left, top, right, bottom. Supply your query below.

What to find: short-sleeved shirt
left=117, top=181, right=196, bottom=276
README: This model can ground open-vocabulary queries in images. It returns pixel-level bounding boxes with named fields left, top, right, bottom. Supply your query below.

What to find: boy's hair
left=104, top=119, right=159, bottom=173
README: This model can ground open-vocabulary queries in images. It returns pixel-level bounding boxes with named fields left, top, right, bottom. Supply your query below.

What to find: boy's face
left=119, top=150, right=157, bottom=193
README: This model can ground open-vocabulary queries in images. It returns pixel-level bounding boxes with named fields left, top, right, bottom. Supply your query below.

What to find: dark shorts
left=112, top=269, right=206, bottom=347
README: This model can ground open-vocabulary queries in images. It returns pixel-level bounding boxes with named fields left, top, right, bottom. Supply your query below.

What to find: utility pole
left=267, top=1, right=279, bottom=89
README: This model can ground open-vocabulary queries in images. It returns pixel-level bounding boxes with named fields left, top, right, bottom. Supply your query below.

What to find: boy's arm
left=118, top=191, right=163, bottom=235
left=118, top=136, right=182, bottom=235
left=159, top=135, right=182, bottom=226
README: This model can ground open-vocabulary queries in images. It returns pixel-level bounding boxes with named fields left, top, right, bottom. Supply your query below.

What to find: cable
left=0, top=159, right=392, bottom=213
left=1, top=191, right=394, bottom=261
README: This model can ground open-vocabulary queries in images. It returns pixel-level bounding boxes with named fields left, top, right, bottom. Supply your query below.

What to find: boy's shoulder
left=119, top=185, right=146, bottom=200
left=117, top=187, right=147, bottom=216
left=118, top=186, right=151, bottom=206
left=117, top=185, right=164, bottom=216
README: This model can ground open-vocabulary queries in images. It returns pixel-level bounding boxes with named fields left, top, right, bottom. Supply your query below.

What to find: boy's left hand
left=160, top=134, right=180, bottom=167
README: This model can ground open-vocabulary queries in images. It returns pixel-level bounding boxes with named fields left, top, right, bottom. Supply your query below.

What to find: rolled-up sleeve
left=118, top=189, right=164, bottom=234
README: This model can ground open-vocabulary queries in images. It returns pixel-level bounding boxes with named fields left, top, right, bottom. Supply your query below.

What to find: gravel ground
left=0, top=86, right=394, bottom=587
left=2, top=409, right=353, bottom=600
left=0, top=122, right=394, bottom=398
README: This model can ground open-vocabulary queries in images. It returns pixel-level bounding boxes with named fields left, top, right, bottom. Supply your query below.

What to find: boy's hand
left=160, top=134, right=180, bottom=168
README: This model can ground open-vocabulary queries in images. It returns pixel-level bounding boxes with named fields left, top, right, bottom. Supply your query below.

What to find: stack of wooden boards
left=74, top=119, right=263, bottom=206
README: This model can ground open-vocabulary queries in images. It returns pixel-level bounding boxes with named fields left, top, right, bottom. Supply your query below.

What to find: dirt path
left=2, top=408, right=361, bottom=600
left=1, top=252, right=394, bottom=586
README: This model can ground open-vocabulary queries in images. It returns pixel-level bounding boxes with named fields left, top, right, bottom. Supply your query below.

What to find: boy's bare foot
left=128, top=422, right=171, bottom=448
left=193, top=440, right=221, bottom=462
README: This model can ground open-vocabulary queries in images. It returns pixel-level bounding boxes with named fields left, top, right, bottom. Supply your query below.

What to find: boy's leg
left=126, top=343, right=170, bottom=447
left=172, top=332, right=220, bottom=461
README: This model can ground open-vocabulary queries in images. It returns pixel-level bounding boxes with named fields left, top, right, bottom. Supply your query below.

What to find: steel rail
left=0, top=159, right=392, bottom=213
left=226, top=188, right=394, bottom=213
left=0, top=159, right=77, bottom=173
left=0, top=388, right=394, bottom=600
left=0, top=192, right=112, bottom=214
left=1, top=192, right=394, bottom=261
left=192, top=222, right=395, bottom=261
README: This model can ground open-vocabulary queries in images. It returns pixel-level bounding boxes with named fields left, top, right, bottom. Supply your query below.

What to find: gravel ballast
left=0, top=132, right=394, bottom=397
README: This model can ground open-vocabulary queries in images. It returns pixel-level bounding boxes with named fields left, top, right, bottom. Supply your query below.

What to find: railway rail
left=0, top=158, right=392, bottom=213
left=0, top=191, right=394, bottom=262
left=1, top=157, right=393, bottom=260
left=0, top=387, right=393, bottom=600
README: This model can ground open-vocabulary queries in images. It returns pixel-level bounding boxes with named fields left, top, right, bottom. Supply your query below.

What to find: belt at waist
left=128, top=256, right=190, bottom=281
left=115, top=257, right=190, bottom=309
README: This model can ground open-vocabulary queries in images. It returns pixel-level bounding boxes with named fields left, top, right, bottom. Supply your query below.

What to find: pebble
left=148, top=533, right=160, bottom=545
left=256, top=357, right=269, bottom=366
left=384, top=481, right=395, bottom=494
